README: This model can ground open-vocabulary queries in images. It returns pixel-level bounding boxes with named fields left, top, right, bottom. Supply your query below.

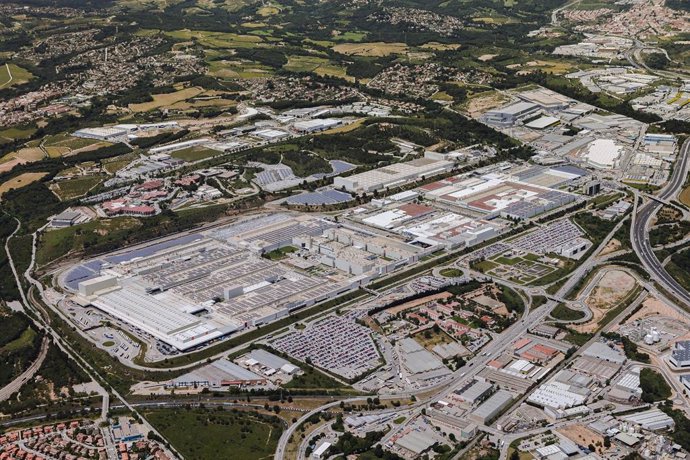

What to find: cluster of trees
left=0, top=312, right=42, bottom=388
left=639, top=368, right=672, bottom=403
left=602, top=332, right=650, bottom=363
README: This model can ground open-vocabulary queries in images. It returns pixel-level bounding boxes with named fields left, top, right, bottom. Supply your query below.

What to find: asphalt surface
left=632, top=138, right=690, bottom=307
left=0, top=338, right=49, bottom=402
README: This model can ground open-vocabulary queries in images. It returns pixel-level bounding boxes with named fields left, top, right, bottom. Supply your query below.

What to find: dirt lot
left=598, top=238, right=621, bottom=256
left=573, top=269, right=637, bottom=333
left=558, top=425, right=606, bottom=453
left=463, top=91, right=510, bottom=118
left=586, top=269, right=636, bottom=308
left=624, top=296, right=684, bottom=324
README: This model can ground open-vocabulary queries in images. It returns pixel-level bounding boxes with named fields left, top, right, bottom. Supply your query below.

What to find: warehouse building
left=482, top=102, right=540, bottom=126
left=333, top=158, right=454, bottom=193
left=469, top=390, right=514, bottom=424
left=166, top=359, right=267, bottom=389
left=454, top=380, right=494, bottom=407
left=620, top=408, right=675, bottom=431
left=292, top=118, right=342, bottom=133
left=670, top=340, right=690, bottom=367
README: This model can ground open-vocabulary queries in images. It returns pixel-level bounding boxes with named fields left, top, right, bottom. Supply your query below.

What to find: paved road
left=275, top=216, right=627, bottom=459
left=0, top=338, right=49, bottom=402
left=632, top=138, right=690, bottom=307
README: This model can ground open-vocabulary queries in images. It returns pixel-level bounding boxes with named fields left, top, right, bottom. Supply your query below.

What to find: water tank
left=644, top=334, right=654, bottom=345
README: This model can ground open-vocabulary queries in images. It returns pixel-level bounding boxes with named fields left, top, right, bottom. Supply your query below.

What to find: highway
left=632, top=138, right=690, bottom=308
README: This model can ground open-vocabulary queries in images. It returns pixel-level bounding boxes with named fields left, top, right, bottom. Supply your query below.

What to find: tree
left=510, top=450, right=520, bottom=460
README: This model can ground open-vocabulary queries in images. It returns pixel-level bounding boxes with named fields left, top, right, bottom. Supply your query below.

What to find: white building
left=334, top=158, right=454, bottom=193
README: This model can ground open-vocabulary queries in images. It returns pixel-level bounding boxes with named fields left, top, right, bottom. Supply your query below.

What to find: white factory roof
left=292, top=118, right=341, bottom=131
left=584, top=139, right=622, bottom=169
left=620, top=408, right=675, bottom=431
left=582, top=342, right=626, bottom=364
left=490, top=101, right=538, bottom=115
left=254, top=128, right=289, bottom=139
left=525, top=116, right=560, bottom=129
left=334, top=158, right=453, bottom=192
left=471, top=389, right=514, bottom=420
left=86, top=280, right=224, bottom=350
left=527, top=381, right=588, bottom=409
left=312, top=442, right=331, bottom=457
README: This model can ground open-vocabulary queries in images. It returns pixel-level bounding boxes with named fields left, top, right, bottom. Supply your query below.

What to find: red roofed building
left=135, top=180, right=164, bottom=192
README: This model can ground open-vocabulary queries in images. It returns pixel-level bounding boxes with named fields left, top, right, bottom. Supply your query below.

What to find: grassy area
left=563, top=329, right=592, bottom=346
left=103, top=152, right=138, bottom=174
left=283, top=55, right=348, bottom=79
left=102, top=341, right=115, bottom=347
left=680, top=183, right=690, bottom=208
left=332, top=42, right=407, bottom=56
left=413, top=327, right=456, bottom=350
left=0, top=63, right=34, bottom=88
left=284, top=366, right=348, bottom=390
left=129, top=87, right=204, bottom=112
left=0, top=173, right=49, bottom=198
left=262, top=246, right=297, bottom=260
left=439, top=268, right=463, bottom=277
left=52, top=176, right=103, bottom=201
left=0, top=126, right=37, bottom=143
left=1, top=327, right=37, bottom=353
left=144, top=408, right=283, bottom=460
left=170, top=147, right=219, bottom=162
left=37, top=217, right=142, bottom=266
left=550, top=303, right=586, bottom=321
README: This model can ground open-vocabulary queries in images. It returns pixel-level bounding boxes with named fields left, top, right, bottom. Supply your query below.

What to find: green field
left=171, top=147, right=219, bottom=162
left=1, top=327, right=37, bottom=353
left=284, top=365, right=348, bottom=390
left=0, top=63, right=34, bottom=89
left=53, top=176, right=103, bottom=201
left=551, top=303, right=586, bottom=321
left=144, top=408, right=283, bottom=460
left=37, top=217, right=142, bottom=266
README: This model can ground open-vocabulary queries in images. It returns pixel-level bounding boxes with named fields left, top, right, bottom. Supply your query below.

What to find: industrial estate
left=0, top=0, right=689, bottom=460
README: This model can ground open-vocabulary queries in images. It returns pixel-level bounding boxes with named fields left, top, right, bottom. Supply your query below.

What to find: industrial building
left=50, top=210, right=85, bottom=228
left=419, top=173, right=578, bottom=220
left=333, top=158, right=454, bottom=193
left=582, top=342, right=626, bottom=365
left=670, top=340, right=690, bottom=367
left=65, top=214, right=398, bottom=352
left=166, top=359, right=267, bottom=389
left=292, top=118, right=342, bottom=133
left=149, top=139, right=211, bottom=155
left=619, top=408, right=675, bottom=431
left=482, top=102, right=540, bottom=126
left=454, top=380, right=494, bottom=407
left=469, top=390, right=514, bottom=424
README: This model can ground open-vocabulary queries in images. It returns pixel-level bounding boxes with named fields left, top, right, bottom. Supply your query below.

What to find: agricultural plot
left=283, top=55, right=349, bottom=80
left=170, top=146, right=219, bottom=162
left=332, top=42, right=408, bottom=57
left=0, top=172, right=49, bottom=199
left=129, top=87, right=205, bottom=112
left=51, top=176, right=103, bottom=201
left=163, top=30, right=266, bottom=49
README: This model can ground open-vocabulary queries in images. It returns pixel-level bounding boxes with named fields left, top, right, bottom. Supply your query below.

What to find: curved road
left=632, top=138, right=690, bottom=307
left=0, top=338, right=49, bottom=402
